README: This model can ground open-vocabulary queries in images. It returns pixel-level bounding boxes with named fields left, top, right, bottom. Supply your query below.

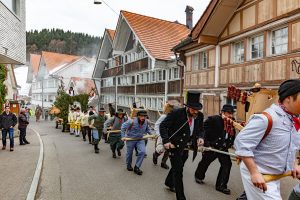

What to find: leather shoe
left=95, top=149, right=99, bottom=154
left=2, top=146, right=6, bottom=150
left=10, top=148, right=14, bottom=152
left=134, top=166, right=143, bottom=175
left=117, top=149, right=121, bottom=156
left=127, top=165, right=133, bottom=171
left=161, top=163, right=169, bottom=169
left=216, top=187, right=231, bottom=195
left=195, top=178, right=204, bottom=184
left=24, top=141, right=30, bottom=144
left=165, top=185, right=176, bottom=193
left=112, top=153, right=116, bottom=158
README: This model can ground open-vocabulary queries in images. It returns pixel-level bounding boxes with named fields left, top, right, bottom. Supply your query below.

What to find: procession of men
left=59, top=78, right=300, bottom=200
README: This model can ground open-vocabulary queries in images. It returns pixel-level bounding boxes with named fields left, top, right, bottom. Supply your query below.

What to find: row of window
left=32, top=79, right=59, bottom=90
left=102, top=67, right=180, bottom=87
left=232, top=27, right=288, bottom=64
left=107, top=51, right=148, bottom=69
left=136, top=68, right=180, bottom=85
left=100, top=95, right=115, bottom=104
left=190, top=26, right=289, bottom=68
left=32, top=94, right=56, bottom=102
left=117, top=96, right=164, bottom=110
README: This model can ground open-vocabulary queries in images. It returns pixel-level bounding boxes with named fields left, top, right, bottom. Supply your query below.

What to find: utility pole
left=41, top=80, right=44, bottom=119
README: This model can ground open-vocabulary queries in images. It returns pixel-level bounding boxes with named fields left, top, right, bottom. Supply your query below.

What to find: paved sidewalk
left=0, top=126, right=40, bottom=200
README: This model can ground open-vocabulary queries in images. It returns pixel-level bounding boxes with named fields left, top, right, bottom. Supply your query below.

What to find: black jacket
left=203, top=115, right=235, bottom=150
left=0, top=112, right=17, bottom=130
left=18, top=113, right=29, bottom=129
left=160, top=108, right=204, bottom=157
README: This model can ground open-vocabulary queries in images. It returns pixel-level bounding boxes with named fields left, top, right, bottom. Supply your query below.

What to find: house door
left=203, top=95, right=220, bottom=118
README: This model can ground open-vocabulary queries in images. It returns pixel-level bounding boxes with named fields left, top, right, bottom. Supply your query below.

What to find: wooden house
left=174, top=0, right=300, bottom=119
left=93, top=10, right=191, bottom=121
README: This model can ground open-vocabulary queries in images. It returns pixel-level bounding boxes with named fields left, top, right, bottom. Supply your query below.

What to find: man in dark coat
left=194, top=104, right=236, bottom=195
left=0, top=105, right=17, bottom=151
left=108, top=103, right=116, bottom=117
left=18, top=108, right=30, bottom=145
left=160, top=91, right=204, bottom=200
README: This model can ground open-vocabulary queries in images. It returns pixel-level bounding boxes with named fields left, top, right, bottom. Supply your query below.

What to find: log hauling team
left=63, top=79, right=300, bottom=200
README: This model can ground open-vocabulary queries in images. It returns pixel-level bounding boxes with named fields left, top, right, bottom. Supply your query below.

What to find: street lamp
left=94, top=0, right=118, bottom=15
left=94, top=0, right=102, bottom=4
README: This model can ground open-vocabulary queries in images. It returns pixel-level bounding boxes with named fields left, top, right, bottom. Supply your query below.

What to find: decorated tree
left=53, top=91, right=89, bottom=132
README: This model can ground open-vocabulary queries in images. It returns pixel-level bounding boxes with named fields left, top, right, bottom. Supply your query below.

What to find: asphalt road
left=31, top=120, right=298, bottom=200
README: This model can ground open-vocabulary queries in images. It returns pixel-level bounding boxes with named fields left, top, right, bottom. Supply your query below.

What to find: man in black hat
left=194, top=104, right=236, bottom=195
left=234, top=79, right=300, bottom=199
left=160, top=91, right=204, bottom=200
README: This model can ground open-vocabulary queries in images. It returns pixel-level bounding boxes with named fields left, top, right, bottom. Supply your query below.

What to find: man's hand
left=292, top=164, right=300, bottom=179
left=164, top=142, right=173, bottom=150
left=251, top=172, right=267, bottom=192
left=197, top=138, right=204, bottom=146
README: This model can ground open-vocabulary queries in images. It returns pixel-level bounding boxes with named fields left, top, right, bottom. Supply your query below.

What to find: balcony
left=102, top=66, right=123, bottom=78
left=125, top=57, right=148, bottom=74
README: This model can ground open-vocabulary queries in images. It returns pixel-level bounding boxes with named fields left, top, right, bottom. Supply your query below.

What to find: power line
left=101, top=0, right=119, bottom=16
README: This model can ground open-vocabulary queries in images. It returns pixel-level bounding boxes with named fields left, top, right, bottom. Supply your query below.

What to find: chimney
left=185, top=5, right=194, bottom=30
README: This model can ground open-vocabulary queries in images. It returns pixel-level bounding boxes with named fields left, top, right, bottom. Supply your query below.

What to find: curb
left=26, top=128, right=44, bottom=200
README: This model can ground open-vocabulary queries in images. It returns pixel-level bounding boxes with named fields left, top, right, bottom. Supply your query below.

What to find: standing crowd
left=1, top=106, right=30, bottom=152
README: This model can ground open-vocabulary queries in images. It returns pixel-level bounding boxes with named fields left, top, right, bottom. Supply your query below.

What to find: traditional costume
left=104, top=108, right=127, bottom=158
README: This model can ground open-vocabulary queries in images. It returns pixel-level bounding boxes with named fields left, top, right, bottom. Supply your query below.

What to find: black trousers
left=87, top=127, right=92, bottom=143
left=19, top=128, right=27, bottom=144
left=194, top=151, right=232, bottom=189
left=165, top=149, right=189, bottom=200
left=82, top=126, right=89, bottom=140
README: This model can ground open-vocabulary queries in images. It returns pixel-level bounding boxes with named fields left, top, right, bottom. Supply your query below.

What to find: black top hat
left=137, top=110, right=148, bottom=116
left=221, top=104, right=235, bottom=113
left=116, top=108, right=125, bottom=114
left=98, top=108, right=106, bottom=112
left=185, top=91, right=202, bottom=110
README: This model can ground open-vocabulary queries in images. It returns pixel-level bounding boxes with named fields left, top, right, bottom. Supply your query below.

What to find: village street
left=0, top=119, right=296, bottom=200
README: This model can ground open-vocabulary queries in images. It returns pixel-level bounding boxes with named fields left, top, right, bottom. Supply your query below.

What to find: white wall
left=0, top=0, right=26, bottom=64
left=56, top=59, right=95, bottom=86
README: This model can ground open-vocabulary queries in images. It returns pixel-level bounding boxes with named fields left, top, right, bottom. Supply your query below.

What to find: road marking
left=26, top=128, right=44, bottom=200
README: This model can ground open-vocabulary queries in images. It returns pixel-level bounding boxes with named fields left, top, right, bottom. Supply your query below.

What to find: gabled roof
left=107, top=29, right=115, bottom=41
left=69, top=77, right=95, bottom=95
left=41, top=51, right=81, bottom=71
left=30, top=54, right=41, bottom=76
left=121, top=10, right=190, bottom=61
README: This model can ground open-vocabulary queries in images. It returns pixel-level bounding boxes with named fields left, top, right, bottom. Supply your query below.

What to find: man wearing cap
left=121, top=109, right=151, bottom=175
left=104, top=108, right=127, bottom=158
left=234, top=79, right=300, bottom=199
left=160, top=91, right=204, bottom=200
left=89, top=108, right=106, bottom=153
left=194, top=104, right=236, bottom=195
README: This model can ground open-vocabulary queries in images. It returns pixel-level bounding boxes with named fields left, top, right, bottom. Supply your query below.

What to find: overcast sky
left=26, top=0, right=211, bottom=37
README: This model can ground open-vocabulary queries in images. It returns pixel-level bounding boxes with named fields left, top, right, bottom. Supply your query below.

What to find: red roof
left=107, top=29, right=115, bottom=41
left=121, top=10, right=190, bottom=61
left=30, top=54, right=41, bottom=76
left=41, top=51, right=81, bottom=71
left=70, top=77, right=95, bottom=94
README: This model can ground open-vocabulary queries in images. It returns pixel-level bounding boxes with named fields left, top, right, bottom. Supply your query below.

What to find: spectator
left=18, top=108, right=30, bottom=145
left=45, top=110, right=49, bottom=121
left=1, top=106, right=17, bottom=151
left=108, top=103, right=116, bottom=117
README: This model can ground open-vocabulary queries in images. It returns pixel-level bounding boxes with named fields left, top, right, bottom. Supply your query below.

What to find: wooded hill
left=26, top=29, right=101, bottom=58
